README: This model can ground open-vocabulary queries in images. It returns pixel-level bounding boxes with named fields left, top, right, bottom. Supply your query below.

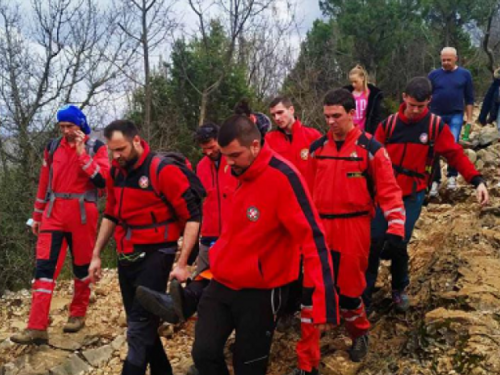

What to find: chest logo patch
left=300, top=148, right=309, bottom=160
left=350, top=151, right=358, bottom=158
left=419, top=133, right=428, bottom=144
left=139, top=176, right=149, bottom=189
left=246, top=206, right=260, bottom=222
left=224, top=165, right=229, bottom=173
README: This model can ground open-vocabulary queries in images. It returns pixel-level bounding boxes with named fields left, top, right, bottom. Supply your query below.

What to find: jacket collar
left=398, top=103, right=429, bottom=124
left=277, top=118, right=302, bottom=135
left=326, top=124, right=361, bottom=144
left=236, top=143, right=273, bottom=182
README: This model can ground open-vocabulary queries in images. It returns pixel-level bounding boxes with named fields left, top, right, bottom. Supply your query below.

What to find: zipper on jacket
left=215, top=163, right=222, bottom=235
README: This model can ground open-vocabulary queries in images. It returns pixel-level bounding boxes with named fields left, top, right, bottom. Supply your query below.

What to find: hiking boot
left=349, top=334, right=369, bottom=362
left=286, top=368, right=319, bottom=375
left=63, top=316, right=85, bottom=333
left=392, top=290, right=410, bottom=312
left=186, top=365, right=199, bottom=375
left=276, top=313, right=297, bottom=333
left=169, top=279, right=186, bottom=323
left=10, top=329, right=48, bottom=345
left=447, top=176, right=457, bottom=190
left=136, top=286, right=180, bottom=324
left=429, top=182, right=439, bottom=197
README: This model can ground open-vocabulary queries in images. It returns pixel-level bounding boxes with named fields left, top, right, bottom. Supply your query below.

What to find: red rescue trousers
left=28, top=199, right=98, bottom=330
left=296, top=216, right=371, bottom=371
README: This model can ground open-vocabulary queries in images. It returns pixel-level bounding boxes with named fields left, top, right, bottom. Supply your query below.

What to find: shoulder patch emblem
left=300, top=148, right=309, bottom=160
left=246, top=206, right=260, bottom=222
left=139, top=176, right=149, bottom=189
left=419, top=133, right=428, bottom=144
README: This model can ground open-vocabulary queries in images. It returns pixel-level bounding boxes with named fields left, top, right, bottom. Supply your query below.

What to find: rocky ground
left=2, top=124, right=500, bottom=375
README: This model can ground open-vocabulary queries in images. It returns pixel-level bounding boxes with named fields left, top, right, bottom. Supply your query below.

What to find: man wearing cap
left=11, top=105, right=110, bottom=345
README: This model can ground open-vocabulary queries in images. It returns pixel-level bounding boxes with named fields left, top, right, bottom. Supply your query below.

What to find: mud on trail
left=2, top=126, right=500, bottom=375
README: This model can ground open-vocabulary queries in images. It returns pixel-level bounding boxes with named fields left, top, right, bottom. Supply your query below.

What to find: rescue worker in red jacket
left=88, top=120, right=202, bottom=375
left=267, top=96, right=322, bottom=177
left=266, top=96, right=323, bottom=332
left=192, top=115, right=338, bottom=375
left=289, top=89, right=406, bottom=374
left=135, top=122, right=238, bottom=324
left=364, top=77, right=489, bottom=313
left=11, top=105, right=109, bottom=345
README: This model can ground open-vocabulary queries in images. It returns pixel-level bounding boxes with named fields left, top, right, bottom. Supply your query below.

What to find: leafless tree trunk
left=116, top=0, right=176, bottom=140
left=482, top=1, right=500, bottom=73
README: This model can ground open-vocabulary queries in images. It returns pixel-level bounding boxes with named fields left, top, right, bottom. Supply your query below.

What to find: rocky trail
left=2, top=124, right=500, bottom=375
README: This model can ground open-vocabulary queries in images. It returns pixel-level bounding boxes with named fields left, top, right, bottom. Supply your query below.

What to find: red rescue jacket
left=104, top=140, right=201, bottom=254
left=196, top=156, right=238, bottom=240
left=33, top=136, right=109, bottom=222
left=209, top=143, right=339, bottom=325
left=265, top=119, right=322, bottom=177
left=375, top=104, right=482, bottom=197
left=307, top=126, right=405, bottom=238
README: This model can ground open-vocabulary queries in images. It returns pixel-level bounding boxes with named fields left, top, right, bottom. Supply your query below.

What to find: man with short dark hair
left=290, top=89, right=405, bottom=373
left=135, top=122, right=238, bottom=326
left=88, top=120, right=202, bottom=375
left=266, top=96, right=323, bottom=331
left=192, top=115, right=338, bottom=375
left=364, top=77, right=488, bottom=313
left=428, top=47, right=475, bottom=193
left=267, top=96, right=322, bottom=177
left=11, top=105, right=109, bottom=345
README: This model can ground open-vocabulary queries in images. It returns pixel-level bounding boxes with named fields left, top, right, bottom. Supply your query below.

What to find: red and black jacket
left=265, top=119, right=322, bottom=177
left=196, top=155, right=238, bottom=244
left=375, top=104, right=483, bottom=197
left=209, top=143, right=339, bottom=325
left=307, top=126, right=405, bottom=238
left=104, top=140, right=201, bottom=254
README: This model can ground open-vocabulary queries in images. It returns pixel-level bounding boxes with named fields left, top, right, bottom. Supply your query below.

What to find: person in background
left=478, top=67, right=500, bottom=130
left=343, top=65, right=384, bottom=134
left=428, top=47, right=474, bottom=195
left=11, top=105, right=109, bottom=345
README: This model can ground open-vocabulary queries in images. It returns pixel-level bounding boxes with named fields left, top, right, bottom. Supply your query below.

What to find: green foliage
left=129, top=19, right=253, bottom=164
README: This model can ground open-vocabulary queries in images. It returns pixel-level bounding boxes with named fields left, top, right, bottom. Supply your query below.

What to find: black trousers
left=118, top=250, right=175, bottom=375
left=183, top=278, right=210, bottom=318
left=192, top=280, right=289, bottom=375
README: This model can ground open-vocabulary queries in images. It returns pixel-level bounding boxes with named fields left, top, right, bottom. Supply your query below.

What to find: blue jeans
left=363, top=191, right=426, bottom=307
left=433, top=113, right=464, bottom=182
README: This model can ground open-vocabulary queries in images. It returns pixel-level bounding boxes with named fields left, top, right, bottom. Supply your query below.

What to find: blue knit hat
left=57, top=105, right=90, bottom=134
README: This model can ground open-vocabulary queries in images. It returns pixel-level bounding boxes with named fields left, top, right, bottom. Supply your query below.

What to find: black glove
left=380, top=234, right=405, bottom=260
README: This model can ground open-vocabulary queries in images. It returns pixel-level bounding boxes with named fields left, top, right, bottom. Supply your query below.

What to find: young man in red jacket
left=364, top=77, right=489, bottom=313
left=135, top=123, right=238, bottom=326
left=267, top=96, right=323, bottom=331
left=192, top=115, right=338, bottom=375
left=11, top=105, right=109, bottom=345
left=88, top=120, right=202, bottom=375
left=290, top=89, right=406, bottom=374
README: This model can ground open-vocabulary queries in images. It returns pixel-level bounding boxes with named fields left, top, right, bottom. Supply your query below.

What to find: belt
left=120, top=219, right=176, bottom=241
left=45, top=190, right=98, bottom=224
left=392, top=165, right=425, bottom=179
left=319, top=211, right=370, bottom=219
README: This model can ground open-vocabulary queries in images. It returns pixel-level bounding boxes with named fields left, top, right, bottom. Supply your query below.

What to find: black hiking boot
left=349, top=334, right=369, bottom=362
left=136, top=286, right=180, bottom=324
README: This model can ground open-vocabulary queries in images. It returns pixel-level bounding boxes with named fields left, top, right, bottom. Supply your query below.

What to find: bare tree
left=0, top=0, right=137, bottom=174
left=115, top=0, right=177, bottom=139
left=185, top=0, right=276, bottom=125
left=481, top=0, right=500, bottom=72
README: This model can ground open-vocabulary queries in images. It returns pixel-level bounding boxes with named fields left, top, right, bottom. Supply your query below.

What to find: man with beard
left=11, top=105, right=109, bottom=345
left=191, top=115, right=338, bottom=375
left=88, top=120, right=202, bottom=375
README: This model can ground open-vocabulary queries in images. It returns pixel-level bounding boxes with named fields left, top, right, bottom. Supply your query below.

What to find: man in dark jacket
left=478, top=67, right=500, bottom=130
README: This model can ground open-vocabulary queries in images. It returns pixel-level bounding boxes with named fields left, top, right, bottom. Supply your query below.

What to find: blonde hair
left=349, top=65, right=369, bottom=92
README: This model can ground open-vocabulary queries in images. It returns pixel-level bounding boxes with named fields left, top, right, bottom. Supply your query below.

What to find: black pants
left=192, top=280, right=289, bottom=375
left=118, top=250, right=175, bottom=375
left=183, top=278, right=210, bottom=318
left=280, top=266, right=302, bottom=317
